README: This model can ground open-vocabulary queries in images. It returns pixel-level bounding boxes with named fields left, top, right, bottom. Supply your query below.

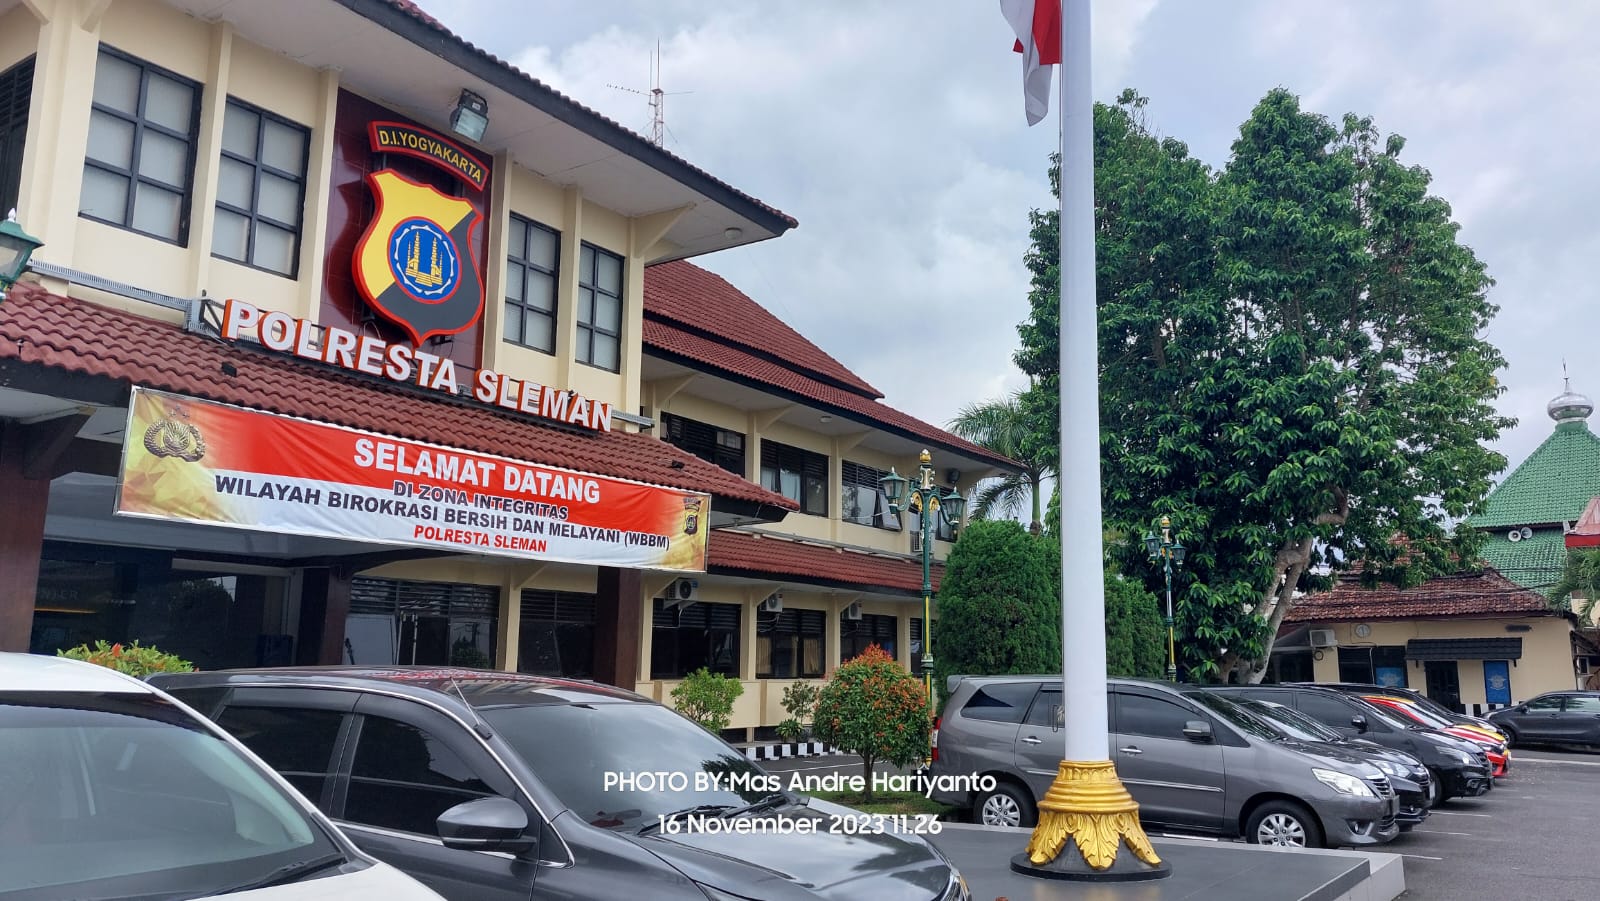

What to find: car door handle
left=1020, top=736, right=1043, bottom=745
left=1118, top=746, right=1143, bottom=755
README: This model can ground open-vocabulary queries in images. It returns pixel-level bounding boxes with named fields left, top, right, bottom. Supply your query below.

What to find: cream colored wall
left=0, top=7, right=37, bottom=72
left=1307, top=617, right=1579, bottom=704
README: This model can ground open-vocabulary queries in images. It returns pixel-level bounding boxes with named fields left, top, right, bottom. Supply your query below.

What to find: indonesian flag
left=1000, top=0, right=1062, bottom=126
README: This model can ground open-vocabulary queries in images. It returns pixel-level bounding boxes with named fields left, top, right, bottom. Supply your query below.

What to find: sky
left=425, top=0, right=1597, bottom=481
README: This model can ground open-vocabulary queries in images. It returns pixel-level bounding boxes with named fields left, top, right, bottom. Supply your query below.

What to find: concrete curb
left=740, top=741, right=844, bottom=761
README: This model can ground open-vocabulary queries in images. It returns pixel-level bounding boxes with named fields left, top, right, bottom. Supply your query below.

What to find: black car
left=1209, top=685, right=1492, bottom=803
left=1488, top=691, right=1600, bottom=748
left=1229, top=696, right=1432, bottom=829
left=1308, top=682, right=1501, bottom=734
left=151, top=667, right=970, bottom=901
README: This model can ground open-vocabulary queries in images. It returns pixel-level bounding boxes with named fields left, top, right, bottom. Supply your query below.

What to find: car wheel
left=1500, top=725, right=1518, bottom=749
left=1426, top=768, right=1448, bottom=805
left=1245, top=800, right=1324, bottom=849
left=974, top=782, right=1037, bottom=829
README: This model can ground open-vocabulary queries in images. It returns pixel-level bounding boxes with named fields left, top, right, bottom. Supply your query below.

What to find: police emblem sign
left=353, top=123, right=489, bottom=345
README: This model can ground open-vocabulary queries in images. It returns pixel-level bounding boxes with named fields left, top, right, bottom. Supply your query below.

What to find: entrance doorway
left=1424, top=660, right=1462, bottom=712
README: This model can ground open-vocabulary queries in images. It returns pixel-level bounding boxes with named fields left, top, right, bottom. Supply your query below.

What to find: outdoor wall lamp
left=450, top=89, right=490, bottom=142
left=0, top=209, right=43, bottom=303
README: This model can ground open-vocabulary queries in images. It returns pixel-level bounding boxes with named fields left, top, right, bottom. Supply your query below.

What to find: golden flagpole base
left=1010, top=760, right=1171, bottom=882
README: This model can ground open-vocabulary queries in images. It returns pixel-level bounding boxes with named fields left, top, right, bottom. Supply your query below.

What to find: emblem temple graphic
left=353, top=170, right=486, bottom=345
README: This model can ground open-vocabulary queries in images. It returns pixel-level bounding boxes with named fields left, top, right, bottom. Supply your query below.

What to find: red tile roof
left=0, top=283, right=795, bottom=510
left=1284, top=567, right=1558, bottom=623
left=708, top=529, right=942, bottom=596
left=1568, top=496, right=1600, bottom=549
left=644, top=261, right=880, bottom=398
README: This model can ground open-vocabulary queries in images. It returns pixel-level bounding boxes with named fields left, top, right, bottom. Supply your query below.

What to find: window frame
left=760, top=440, right=829, bottom=517
left=576, top=241, right=624, bottom=372
left=840, top=612, right=898, bottom=662
left=80, top=45, right=202, bottom=245
left=756, top=608, right=826, bottom=679
left=0, top=55, right=33, bottom=216
left=662, top=412, right=746, bottom=476
left=649, top=598, right=742, bottom=679
left=211, top=97, right=310, bottom=277
left=841, top=460, right=901, bottom=531
left=504, top=213, right=560, bottom=353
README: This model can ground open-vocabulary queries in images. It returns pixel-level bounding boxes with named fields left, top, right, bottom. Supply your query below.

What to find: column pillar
left=296, top=565, right=352, bottom=665
left=594, top=566, right=642, bottom=689
left=0, top=422, right=52, bottom=652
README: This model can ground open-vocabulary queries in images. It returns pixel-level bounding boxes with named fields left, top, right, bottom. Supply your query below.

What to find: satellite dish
left=1507, top=529, right=1521, bottom=543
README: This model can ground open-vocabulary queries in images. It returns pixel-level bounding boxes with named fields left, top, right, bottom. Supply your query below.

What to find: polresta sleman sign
left=116, top=387, right=709, bottom=572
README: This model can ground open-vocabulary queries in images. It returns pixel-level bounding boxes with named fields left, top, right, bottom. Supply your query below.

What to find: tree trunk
left=861, top=753, right=876, bottom=802
left=1241, top=490, right=1350, bottom=683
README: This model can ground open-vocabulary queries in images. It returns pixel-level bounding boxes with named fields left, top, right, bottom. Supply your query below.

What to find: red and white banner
left=116, top=388, right=710, bottom=572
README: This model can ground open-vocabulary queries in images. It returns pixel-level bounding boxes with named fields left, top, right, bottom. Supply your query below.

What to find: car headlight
left=1374, top=760, right=1403, bottom=778
left=1313, top=768, right=1375, bottom=797
left=1446, top=747, right=1474, bottom=765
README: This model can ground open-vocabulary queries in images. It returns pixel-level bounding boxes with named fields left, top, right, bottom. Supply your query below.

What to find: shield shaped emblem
left=353, top=170, right=486, bottom=344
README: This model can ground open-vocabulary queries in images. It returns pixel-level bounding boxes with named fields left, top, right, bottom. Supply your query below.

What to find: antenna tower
left=608, top=42, right=690, bottom=147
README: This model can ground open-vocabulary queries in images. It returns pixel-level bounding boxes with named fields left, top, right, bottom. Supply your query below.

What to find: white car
left=0, top=653, right=444, bottom=900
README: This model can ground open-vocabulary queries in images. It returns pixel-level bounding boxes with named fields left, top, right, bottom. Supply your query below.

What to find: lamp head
left=878, top=467, right=908, bottom=508
left=450, top=89, right=490, bottom=142
left=1171, top=542, right=1186, bottom=566
left=940, top=486, right=966, bottom=524
left=0, top=208, right=44, bottom=295
left=1142, top=531, right=1160, bottom=558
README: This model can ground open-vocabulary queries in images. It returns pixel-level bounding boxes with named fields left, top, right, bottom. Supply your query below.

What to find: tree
left=1553, top=549, right=1600, bottom=620
left=811, top=646, right=929, bottom=801
left=1015, top=88, right=1512, bottom=681
left=1104, top=573, right=1167, bottom=679
left=948, top=391, right=1052, bottom=533
left=932, top=519, right=1061, bottom=697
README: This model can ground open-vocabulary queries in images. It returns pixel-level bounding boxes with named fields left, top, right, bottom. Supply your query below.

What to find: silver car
left=928, top=676, right=1400, bottom=849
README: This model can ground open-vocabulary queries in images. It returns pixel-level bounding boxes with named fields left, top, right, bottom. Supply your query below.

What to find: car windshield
left=1373, top=699, right=1453, bottom=729
left=483, top=701, right=781, bottom=832
left=1239, top=698, right=1342, bottom=742
left=1186, top=690, right=1281, bottom=741
left=0, top=691, right=343, bottom=900
left=1350, top=697, right=1416, bottom=731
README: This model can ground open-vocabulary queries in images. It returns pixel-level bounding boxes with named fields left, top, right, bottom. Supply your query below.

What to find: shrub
left=1105, top=571, right=1167, bottom=678
left=449, top=638, right=492, bottom=669
left=780, top=681, right=820, bottom=725
left=775, top=717, right=805, bottom=742
left=671, top=667, right=743, bottom=733
left=932, top=520, right=1060, bottom=701
left=59, top=640, right=194, bottom=677
left=812, top=645, right=930, bottom=801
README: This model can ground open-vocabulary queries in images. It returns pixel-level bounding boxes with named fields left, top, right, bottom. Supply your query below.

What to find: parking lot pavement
left=762, top=748, right=1600, bottom=900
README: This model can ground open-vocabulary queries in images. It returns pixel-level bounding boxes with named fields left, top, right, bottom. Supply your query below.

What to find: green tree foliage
left=933, top=519, right=1061, bottom=695
left=1553, top=549, right=1600, bottom=619
left=670, top=667, right=743, bottom=733
left=60, top=640, right=194, bottom=677
left=1015, top=88, right=1511, bottom=681
left=948, top=391, right=1053, bottom=532
left=1104, top=573, right=1167, bottom=678
left=811, top=645, right=930, bottom=801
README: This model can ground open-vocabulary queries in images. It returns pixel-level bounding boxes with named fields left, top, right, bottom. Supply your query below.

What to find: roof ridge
left=643, top=309, right=880, bottom=400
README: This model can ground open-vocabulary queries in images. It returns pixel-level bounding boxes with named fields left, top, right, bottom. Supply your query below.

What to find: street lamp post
left=1142, top=516, right=1186, bottom=682
left=879, top=449, right=965, bottom=720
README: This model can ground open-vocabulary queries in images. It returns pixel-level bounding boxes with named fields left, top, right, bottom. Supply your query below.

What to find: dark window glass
left=80, top=47, right=200, bottom=243
left=0, top=57, right=32, bottom=215
left=212, top=99, right=307, bottom=275
left=214, top=705, right=344, bottom=805
left=1115, top=693, right=1194, bottom=739
left=1527, top=695, right=1564, bottom=711
left=960, top=682, right=1040, bottom=724
left=344, top=716, right=492, bottom=835
left=662, top=412, right=745, bottom=476
left=909, top=506, right=957, bottom=543
left=1336, top=647, right=1374, bottom=684
left=1564, top=695, right=1600, bottom=713
left=841, top=613, right=897, bottom=661
left=518, top=590, right=595, bottom=678
left=576, top=242, right=623, bottom=371
left=1295, top=693, right=1360, bottom=727
left=760, top=440, right=828, bottom=516
left=910, top=617, right=924, bottom=660
left=348, top=578, right=498, bottom=668
left=505, top=214, right=559, bottom=352
left=842, top=461, right=901, bottom=530
left=1024, top=688, right=1061, bottom=726
left=757, top=608, right=826, bottom=678
left=650, top=599, right=741, bottom=678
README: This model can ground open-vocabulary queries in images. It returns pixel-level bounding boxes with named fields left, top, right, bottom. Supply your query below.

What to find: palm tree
left=1552, top=548, right=1600, bottom=622
left=948, top=392, right=1051, bottom=533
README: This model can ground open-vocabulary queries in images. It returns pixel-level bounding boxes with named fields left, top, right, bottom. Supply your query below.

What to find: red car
left=1363, top=696, right=1510, bottom=778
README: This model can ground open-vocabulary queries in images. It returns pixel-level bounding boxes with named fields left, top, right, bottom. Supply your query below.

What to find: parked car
left=1226, top=696, right=1432, bottom=830
left=1487, top=691, right=1600, bottom=749
left=928, top=675, right=1400, bottom=849
left=151, top=666, right=970, bottom=901
left=1209, top=684, right=1494, bottom=804
left=0, top=653, right=443, bottom=901
left=1357, top=695, right=1510, bottom=777
left=1308, top=682, right=1501, bottom=734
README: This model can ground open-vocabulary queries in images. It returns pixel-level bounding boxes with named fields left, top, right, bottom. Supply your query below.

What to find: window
left=650, top=599, right=741, bottom=679
left=348, top=577, right=498, bottom=667
left=505, top=214, right=559, bottom=352
left=842, top=461, right=900, bottom=530
left=214, top=706, right=344, bottom=805
left=1527, top=695, right=1565, bottom=711
left=80, top=47, right=200, bottom=243
left=1564, top=695, right=1600, bottom=713
left=910, top=617, right=924, bottom=660
left=961, top=682, right=1040, bottom=724
left=577, top=242, right=623, bottom=371
left=0, top=57, right=32, bottom=215
left=760, top=440, right=828, bottom=516
left=1115, top=693, right=1195, bottom=739
left=1296, top=693, right=1361, bottom=728
left=212, top=99, right=308, bottom=276
left=662, top=412, right=745, bottom=475
left=344, top=716, right=493, bottom=835
left=518, top=590, right=595, bottom=678
left=757, top=608, right=825, bottom=678
left=841, top=612, right=897, bottom=661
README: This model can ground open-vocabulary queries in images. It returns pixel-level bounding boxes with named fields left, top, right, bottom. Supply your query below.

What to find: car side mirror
left=1350, top=715, right=1368, bottom=734
left=1182, top=720, right=1213, bottom=743
left=1516, top=705, right=1529, bottom=714
left=437, top=797, right=535, bottom=853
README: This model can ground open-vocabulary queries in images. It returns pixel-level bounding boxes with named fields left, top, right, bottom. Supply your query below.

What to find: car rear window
left=960, top=682, right=1040, bottom=723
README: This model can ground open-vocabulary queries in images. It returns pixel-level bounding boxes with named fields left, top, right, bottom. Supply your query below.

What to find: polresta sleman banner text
left=116, top=387, right=710, bottom=572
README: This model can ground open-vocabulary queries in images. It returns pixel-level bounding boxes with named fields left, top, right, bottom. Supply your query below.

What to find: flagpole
left=1013, top=0, right=1168, bottom=879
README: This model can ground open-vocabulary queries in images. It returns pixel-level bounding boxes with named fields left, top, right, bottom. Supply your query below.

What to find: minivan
left=927, top=676, right=1400, bottom=848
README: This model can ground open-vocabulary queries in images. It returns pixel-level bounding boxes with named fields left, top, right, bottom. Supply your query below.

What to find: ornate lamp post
left=0, top=209, right=44, bottom=303
left=879, top=449, right=965, bottom=717
left=1142, top=516, right=1186, bottom=682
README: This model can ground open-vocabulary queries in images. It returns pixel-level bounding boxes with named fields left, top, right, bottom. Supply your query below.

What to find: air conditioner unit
left=759, top=592, right=784, bottom=613
left=910, top=532, right=924, bottom=553
left=664, top=578, right=699, bottom=608
left=843, top=601, right=863, bottom=621
left=1308, top=629, right=1338, bottom=649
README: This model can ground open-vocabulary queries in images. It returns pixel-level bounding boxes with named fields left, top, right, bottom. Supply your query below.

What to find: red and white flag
left=1000, top=0, right=1061, bottom=126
